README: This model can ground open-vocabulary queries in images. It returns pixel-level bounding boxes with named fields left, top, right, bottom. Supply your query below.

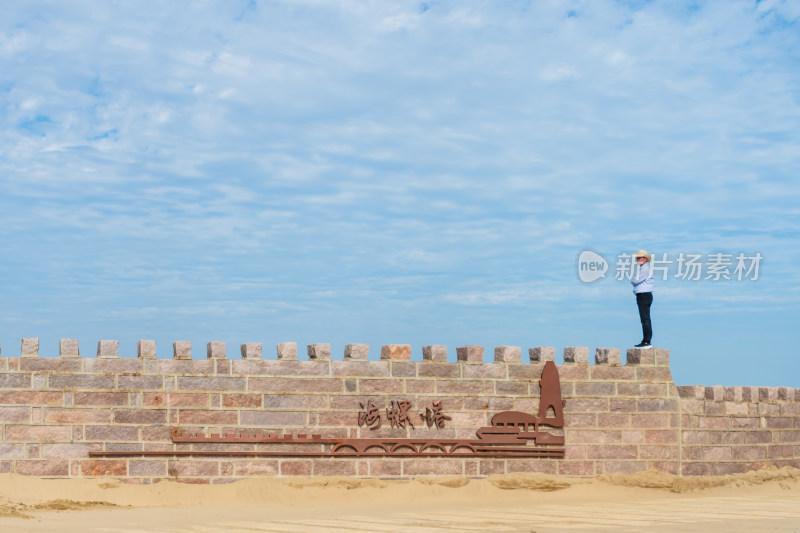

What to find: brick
left=313, top=460, right=357, bottom=476
left=586, top=445, right=637, bottom=460
left=16, top=460, right=69, bottom=476
left=39, top=443, right=99, bottom=458
left=248, top=378, right=343, bottom=393
left=558, top=365, right=590, bottom=380
left=0, top=444, right=25, bottom=458
left=437, top=380, right=484, bottom=395
left=329, top=361, right=389, bottom=378
left=557, top=461, right=595, bottom=476
left=644, top=430, right=679, bottom=444
left=495, top=381, right=527, bottom=395
left=169, top=460, right=219, bottom=477
left=390, top=361, right=416, bottom=378
left=403, top=460, right=463, bottom=476
left=49, top=375, right=115, bottom=390
left=639, top=446, right=676, bottom=460
left=84, top=425, right=139, bottom=441
left=381, top=344, right=411, bottom=360
left=635, top=367, right=673, bottom=382
left=595, top=348, right=621, bottom=365
left=117, top=376, right=164, bottom=391
left=60, top=338, right=79, bottom=357
left=6, top=425, right=71, bottom=442
left=277, top=342, right=298, bottom=360
left=219, top=393, right=261, bottom=408
left=240, top=343, right=262, bottom=359
left=130, top=460, right=168, bottom=477
left=479, top=460, right=506, bottom=475
left=590, top=366, right=635, bottom=380
left=280, top=460, right=312, bottom=476
left=240, top=411, right=307, bottom=426
left=83, top=359, right=144, bottom=374
left=456, top=345, right=484, bottom=363
left=306, top=343, right=330, bottom=360
left=602, top=461, right=647, bottom=474
left=0, top=406, right=30, bottom=423
left=0, top=373, right=31, bottom=388
left=97, top=340, right=119, bottom=358
left=137, top=339, right=157, bottom=358
left=234, top=460, right=280, bottom=475
left=44, top=408, right=110, bottom=424
left=422, top=345, right=448, bottom=362
left=82, top=460, right=127, bottom=476
left=494, top=346, right=521, bottom=363
left=677, top=385, right=704, bottom=399
left=563, top=346, right=589, bottom=364
left=179, top=410, right=238, bottom=425
left=344, top=344, right=369, bottom=360
left=418, top=363, right=459, bottom=379
left=21, top=337, right=39, bottom=357
left=177, top=377, right=246, bottom=392
left=114, top=409, right=168, bottom=424
left=173, top=341, right=191, bottom=359
left=637, top=399, right=680, bottom=412
left=626, top=348, right=655, bottom=365
left=529, top=347, right=555, bottom=363
left=206, top=341, right=226, bottom=359
left=74, top=392, right=128, bottom=406
left=19, top=358, right=82, bottom=372
left=574, top=382, right=616, bottom=396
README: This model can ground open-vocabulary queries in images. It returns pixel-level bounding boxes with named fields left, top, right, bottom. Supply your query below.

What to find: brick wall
left=0, top=338, right=797, bottom=482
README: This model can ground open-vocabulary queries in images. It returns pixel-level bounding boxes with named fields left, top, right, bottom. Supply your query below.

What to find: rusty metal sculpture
left=91, top=360, right=566, bottom=459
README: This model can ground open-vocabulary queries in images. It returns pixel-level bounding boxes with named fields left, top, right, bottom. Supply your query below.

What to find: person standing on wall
left=631, top=250, right=654, bottom=348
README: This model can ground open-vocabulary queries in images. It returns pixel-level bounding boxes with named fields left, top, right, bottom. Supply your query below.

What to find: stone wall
left=0, top=338, right=797, bottom=482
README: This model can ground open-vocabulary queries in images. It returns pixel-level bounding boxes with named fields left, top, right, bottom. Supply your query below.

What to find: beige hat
left=633, top=250, right=651, bottom=262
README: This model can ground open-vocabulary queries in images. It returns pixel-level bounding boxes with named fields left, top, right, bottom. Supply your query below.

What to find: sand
left=1, top=467, right=799, bottom=532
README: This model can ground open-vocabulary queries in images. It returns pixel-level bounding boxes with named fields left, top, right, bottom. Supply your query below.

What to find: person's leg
left=636, top=292, right=653, bottom=344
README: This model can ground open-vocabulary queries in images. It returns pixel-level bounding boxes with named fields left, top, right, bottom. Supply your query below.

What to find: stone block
left=494, top=346, right=521, bottom=363
left=207, top=341, right=226, bottom=359
left=173, top=341, right=191, bottom=360
left=137, top=340, right=156, bottom=359
left=59, top=338, right=79, bottom=357
left=529, top=346, right=555, bottom=362
left=21, top=338, right=39, bottom=357
left=456, top=345, right=484, bottom=363
left=626, top=348, right=656, bottom=365
left=344, top=344, right=369, bottom=360
left=240, top=343, right=262, bottom=359
left=306, top=343, right=330, bottom=360
left=97, top=340, right=119, bottom=358
left=564, top=346, right=589, bottom=364
left=422, top=345, right=448, bottom=362
left=277, top=342, right=298, bottom=360
left=380, top=344, right=411, bottom=360
left=595, top=347, right=621, bottom=366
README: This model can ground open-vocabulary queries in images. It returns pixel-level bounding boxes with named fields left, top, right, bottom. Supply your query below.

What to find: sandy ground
left=1, top=468, right=800, bottom=532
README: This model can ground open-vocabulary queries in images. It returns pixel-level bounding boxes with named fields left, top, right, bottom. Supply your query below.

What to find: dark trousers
left=636, top=292, right=653, bottom=343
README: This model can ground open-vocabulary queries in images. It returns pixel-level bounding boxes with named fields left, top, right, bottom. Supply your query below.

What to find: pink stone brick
left=626, top=348, right=655, bottom=366
left=19, top=358, right=82, bottom=372
left=644, top=430, right=679, bottom=444
left=479, top=460, right=506, bottom=475
left=677, top=385, right=704, bottom=399
left=358, top=379, right=403, bottom=394
left=380, top=344, right=411, bottom=360
left=436, top=380, right=484, bottom=395
left=129, top=460, right=167, bottom=477
left=330, top=361, right=390, bottom=378
left=248, top=377, right=343, bottom=393
left=590, top=366, right=635, bottom=380
left=0, top=406, right=31, bottom=423
left=280, top=461, right=312, bottom=476
left=369, top=460, right=402, bottom=476
left=574, top=382, right=616, bottom=396
left=168, top=460, right=219, bottom=477
left=240, top=411, right=307, bottom=427
left=16, top=460, right=69, bottom=476
left=234, top=460, right=280, bottom=475
left=44, top=408, right=110, bottom=424
left=314, top=460, right=357, bottom=476
left=586, top=445, right=638, bottom=460
left=6, top=425, right=71, bottom=442
left=622, top=430, right=644, bottom=443
left=390, top=361, right=416, bottom=378
left=493, top=346, right=521, bottom=364
left=403, top=459, right=463, bottom=476
left=602, top=461, right=647, bottom=474
left=74, top=392, right=128, bottom=406
left=418, top=363, right=459, bottom=379
left=463, top=364, right=507, bottom=379
left=113, top=409, right=168, bottom=425
left=630, top=413, right=670, bottom=428
left=557, top=365, right=590, bottom=380
left=117, top=376, right=164, bottom=391
left=222, top=393, right=263, bottom=408
left=84, top=425, right=139, bottom=441
left=456, top=345, right=484, bottom=363
left=507, top=461, right=558, bottom=474
left=557, top=461, right=595, bottom=476
left=81, top=460, right=127, bottom=477
left=144, top=393, right=208, bottom=408
left=564, top=413, right=598, bottom=428
left=177, top=376, right=245, bottom=392
left=179, top=410, right=239, bottom=425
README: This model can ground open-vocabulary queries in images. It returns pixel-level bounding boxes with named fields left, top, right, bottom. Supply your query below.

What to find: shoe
left=634, top=342, right=652, bottom=348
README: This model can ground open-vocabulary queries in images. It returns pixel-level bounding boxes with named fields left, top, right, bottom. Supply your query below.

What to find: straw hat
left=633, top=250, right=651, bottom=262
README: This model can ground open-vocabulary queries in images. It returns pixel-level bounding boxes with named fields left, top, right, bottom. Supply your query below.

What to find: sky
left=1, top=0, right=798, bottom=387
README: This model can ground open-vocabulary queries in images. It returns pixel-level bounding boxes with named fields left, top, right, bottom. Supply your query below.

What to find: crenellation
left=21, top=338, right=39, bottom=357
left=173, top=341, right=191, bottom=360
left=494, top=346, right=521, bottom=363
left=563, top=346, right=589, bottom=364
left=207, top=341, right=227, bottom=359
left=529, top=346, right=555, bottom=363
left=344, top=344, right=369, bottom=360
left=97, top=340, right=119, bottom=358
left=306, top=343, right=330, bottom=360
left=60, top=339, right=80, bottom=358
left=594, top=347, right=620, bottom=366
left=380, top=344, right=411, bottom=360
left=422, top=345, right=447, bottom=362
left=456, top=345, right=484, bottom=363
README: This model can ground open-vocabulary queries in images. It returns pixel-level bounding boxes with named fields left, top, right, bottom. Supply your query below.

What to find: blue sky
left=1, top=0, right=798, bottom=387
